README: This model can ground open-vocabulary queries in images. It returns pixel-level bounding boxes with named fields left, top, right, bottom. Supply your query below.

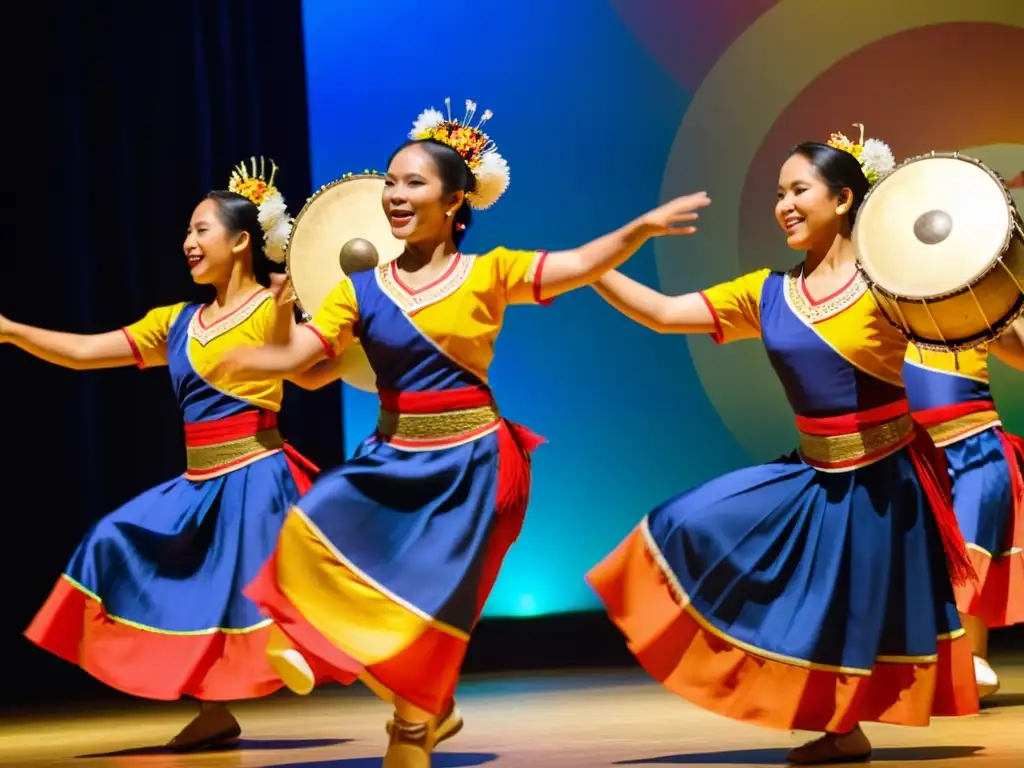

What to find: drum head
left=286, top=174, right=405, bottom=392
left=287, top=174, right=404, bottom=318
left=854, top=154, right=1015, bottom=299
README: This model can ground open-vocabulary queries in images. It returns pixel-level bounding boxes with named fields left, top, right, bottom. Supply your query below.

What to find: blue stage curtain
left=2, top=0, right=343, bottom=704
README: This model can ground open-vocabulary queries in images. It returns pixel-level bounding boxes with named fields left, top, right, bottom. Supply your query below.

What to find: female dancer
left=585, top=129, right=979, bottom=765
left=3, top=161, right=322, bottom=751
left=904, top=321, right=1024, bottom=698
left=214, top=98, right=711, bottom=768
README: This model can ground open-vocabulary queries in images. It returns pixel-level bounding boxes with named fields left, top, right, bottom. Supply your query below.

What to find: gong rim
left=284, top=172, right=404, bottom=320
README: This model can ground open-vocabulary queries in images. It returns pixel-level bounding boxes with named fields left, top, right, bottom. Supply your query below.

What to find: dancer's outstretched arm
left=0, top=314, right=137, bottom=370
left=536, top=192, right=710, bottom=301
left=593, top=270, right=719, bottom=335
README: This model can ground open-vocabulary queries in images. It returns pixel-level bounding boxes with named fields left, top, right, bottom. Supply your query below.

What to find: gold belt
left=799, top=414, right=914, bottom=467
left=378, top=403, right=501, bottom=443
left=185, top=428, right=284, bottom=475
left=926, top=409, right=1000, bottom=447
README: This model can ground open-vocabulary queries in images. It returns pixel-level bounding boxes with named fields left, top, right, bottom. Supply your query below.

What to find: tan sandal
left=386, top=699, right=463, bottom=747
left=166, top=704, right=242, bottom=752
left=383, top=717, right=433, bottom=768
left=787, top=726, right=872, bottom=765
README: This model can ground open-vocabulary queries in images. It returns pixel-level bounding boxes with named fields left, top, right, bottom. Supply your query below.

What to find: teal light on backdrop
left=300, top=0, right=1024, bottom=618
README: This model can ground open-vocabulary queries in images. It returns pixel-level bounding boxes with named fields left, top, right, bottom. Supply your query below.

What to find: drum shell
left=868, top=226, right=1024, bottom=351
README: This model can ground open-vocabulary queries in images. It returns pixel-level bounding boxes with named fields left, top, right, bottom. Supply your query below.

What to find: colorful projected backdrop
left=301, top=0, right=1023, bottom=617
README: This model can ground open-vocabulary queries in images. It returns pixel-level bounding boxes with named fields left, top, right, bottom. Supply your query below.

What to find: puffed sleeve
left=120, top=302, right=187, bottom=368
left=698, top=269, right=770, bottom=344
left=487, top=246, right=553, bottom=306
left=304, top=279, right=359, bottom=358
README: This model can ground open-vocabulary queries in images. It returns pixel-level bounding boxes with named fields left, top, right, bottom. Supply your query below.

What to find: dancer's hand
left=0, top=312, right=10, bottom=343
left=640, top=192, right=711, bottom=238
left=269, top=274, right=295, bottom=307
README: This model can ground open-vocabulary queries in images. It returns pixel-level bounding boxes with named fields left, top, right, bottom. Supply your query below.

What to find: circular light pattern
left=649, top=0, right=1023, bottom=460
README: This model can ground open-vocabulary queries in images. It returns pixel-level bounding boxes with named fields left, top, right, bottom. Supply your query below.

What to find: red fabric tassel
left=996, top=430, right=1024, bottom=550
left=495, top=420, right=545, bottom=526
left=282, top=443, right=320, bottom=495
left=906, top=424, right=977, bottom=587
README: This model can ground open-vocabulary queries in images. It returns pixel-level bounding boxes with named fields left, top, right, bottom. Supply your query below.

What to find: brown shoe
left=383, top=717, right=433, bottom=768
left=787, top=727, right=872, bottom=765
left=166, top=704, right=242, bottom=752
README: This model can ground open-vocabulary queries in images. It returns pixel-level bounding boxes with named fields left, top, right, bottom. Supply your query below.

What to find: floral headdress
left=827, top=124, right=896, bottom=186
left=409, top=98, right=509, bottom=210
left=228, top=157, right=293, bottom=263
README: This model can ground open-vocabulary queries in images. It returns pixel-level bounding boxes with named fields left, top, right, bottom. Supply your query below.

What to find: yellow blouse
left=904, top=342, right=990, bottom=383
left=309, top=247, right=547, bottom=384
left=701, top=267, right=907, bottom=386
left=122, top=289, right=286, bottom=412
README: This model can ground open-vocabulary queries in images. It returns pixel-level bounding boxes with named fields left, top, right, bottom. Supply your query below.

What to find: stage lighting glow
left=301, top=0, right=1023, bottom=617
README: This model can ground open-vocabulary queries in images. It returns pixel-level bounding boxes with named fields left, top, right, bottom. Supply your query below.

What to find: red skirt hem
left=955, top=547, right=1024, bottom=628
left=587, top=527, right=979, bottom=733
left=955, top=430, right=1024, bottom=628
left=24, top=577, right=285, bottom=701
left=244, top=550, right=470, bottom=716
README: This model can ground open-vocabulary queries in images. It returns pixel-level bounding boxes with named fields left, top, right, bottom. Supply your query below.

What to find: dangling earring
left=445, top=210, right=453, bottom=218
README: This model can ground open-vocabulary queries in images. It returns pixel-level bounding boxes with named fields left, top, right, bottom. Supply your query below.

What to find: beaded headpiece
left=409, top=98, right=509, bottom=210
left=228, top=157, right=293, bottom=263
left=827, top=124, right=896, bottom=186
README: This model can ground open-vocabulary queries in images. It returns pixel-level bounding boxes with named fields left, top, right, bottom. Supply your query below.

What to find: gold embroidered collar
left=784, top=266, right=866, bottom=324
left=189, top=290, right=271, bottom=346
left=376, top=253, right=476, bottom=314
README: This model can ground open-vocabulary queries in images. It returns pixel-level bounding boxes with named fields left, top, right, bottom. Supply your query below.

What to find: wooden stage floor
left=3, top=657, right=1022, bottom=767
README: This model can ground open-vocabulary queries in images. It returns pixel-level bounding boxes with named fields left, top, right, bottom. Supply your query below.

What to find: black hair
left=204, top=190, right=274, bottom=286
left=387, top=138, right=475, bottom=248
left=789, top=142, right=870, bottom=226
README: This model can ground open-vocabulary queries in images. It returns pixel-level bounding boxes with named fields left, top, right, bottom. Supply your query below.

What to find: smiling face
left=382, top=142, right=463, bottom=244
left=182, top=198, right=250, bottom=285
left=775, top=152, right=852, bottom=252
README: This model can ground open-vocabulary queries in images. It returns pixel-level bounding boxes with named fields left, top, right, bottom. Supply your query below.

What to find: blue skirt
left=946, top=427, right=1024, bottom=627
left=589, top=448, right=978, bottom=732
left=947, top=428, right=1014, bottom=554
left=246, top=418, right=539, bottom=716
left=26, top=450, right=315, bottom=700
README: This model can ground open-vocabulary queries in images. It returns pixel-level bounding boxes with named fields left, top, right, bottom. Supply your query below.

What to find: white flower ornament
left=409, top=98, right=510, bottom=210
left=827, top=124, right=896, bottom=185
left=228, top=157, right=294, bottom=263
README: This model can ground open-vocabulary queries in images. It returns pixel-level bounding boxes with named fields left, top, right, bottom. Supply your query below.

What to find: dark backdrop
left=1, top=0, right=345, bottom=705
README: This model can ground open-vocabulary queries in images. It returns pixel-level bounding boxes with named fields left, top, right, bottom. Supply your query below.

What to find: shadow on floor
left=980, top=691, right=1024, bottom=710
left=77, top=737, right=349, bottom=758
left=274, top=752, right=498, bottom=768
left=615, top=745, right=984, bottom=765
